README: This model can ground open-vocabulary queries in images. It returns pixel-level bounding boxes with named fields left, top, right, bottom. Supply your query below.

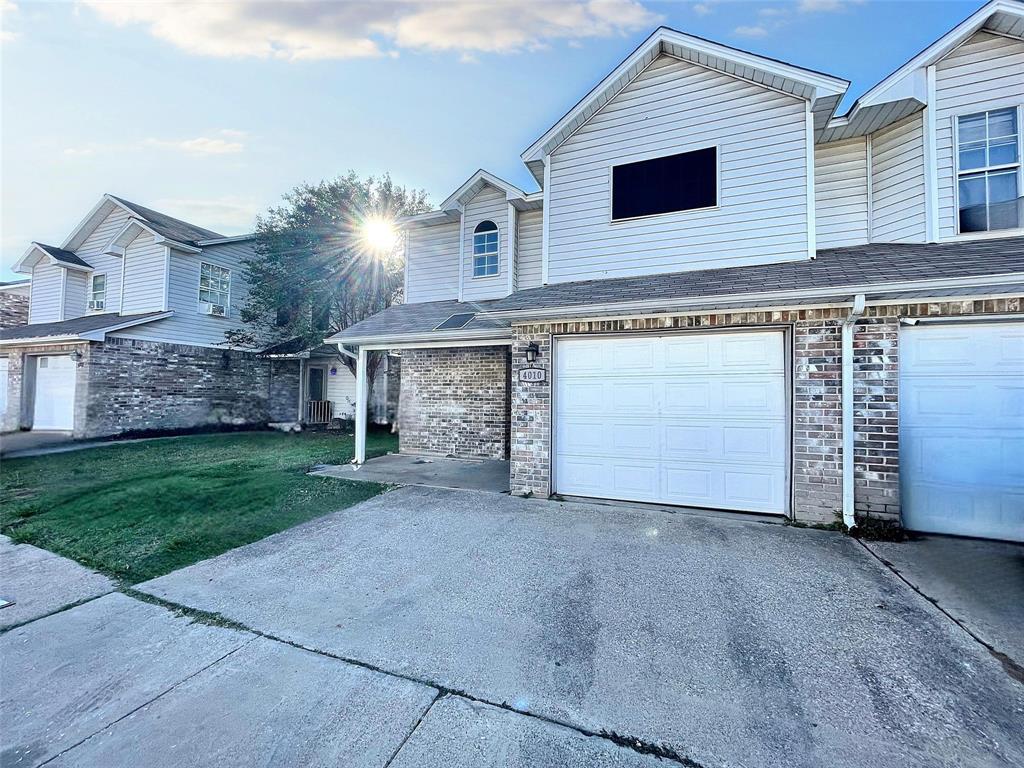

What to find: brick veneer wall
left=79, top=337, right=288, bottom=438
left=0, top=291, right=29, bottom=329
left=398, top=346, right=509, bottom=460
left=507, top=297, right=1024, bottom=525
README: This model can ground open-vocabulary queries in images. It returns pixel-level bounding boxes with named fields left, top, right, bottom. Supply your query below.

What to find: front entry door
left=307, top=367, right=326, bottom=401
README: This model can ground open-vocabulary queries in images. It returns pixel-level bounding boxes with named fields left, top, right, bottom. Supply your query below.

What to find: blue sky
left=1, top=0, right=983, bottom=279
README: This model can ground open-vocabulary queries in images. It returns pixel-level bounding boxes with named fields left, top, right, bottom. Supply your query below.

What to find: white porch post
left=354, top=346, right=368, bottom=464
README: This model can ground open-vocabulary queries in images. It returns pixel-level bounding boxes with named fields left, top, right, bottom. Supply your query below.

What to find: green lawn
left=0, top=430, right=397, bottom=584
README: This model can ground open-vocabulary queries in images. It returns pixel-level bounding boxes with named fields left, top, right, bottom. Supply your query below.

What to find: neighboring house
left=0, top=195, right=383, bottom=437
left=332, top=0, right=1024, bottom=543
left=0, top=280, right=30, bottom=329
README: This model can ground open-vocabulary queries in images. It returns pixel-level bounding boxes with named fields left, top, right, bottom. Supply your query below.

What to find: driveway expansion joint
left=382, top=690, right=445, bottom=768
left=128, top=590, right=709, bottom=768
left=35, top=634, right=258, bottom=767
left=858, top=540, right=1024, bottom=685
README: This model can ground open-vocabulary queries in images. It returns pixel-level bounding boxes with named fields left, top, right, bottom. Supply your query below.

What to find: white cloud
left=81, top=0, right=660, bottom=61
left=692, top=2, right=717, bottom=16
left=152, top=197, right=260, bottom=233
left=1, top=0, right=18, bottom=43
left=734, top=25, right=769, bottom=38
left=798, top=0, right=862, bottom=12
left=144, top=136, right=245, bottom=155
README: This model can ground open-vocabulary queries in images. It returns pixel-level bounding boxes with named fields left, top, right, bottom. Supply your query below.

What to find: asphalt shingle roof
left=330, top=300, right=509, bottom=342
left=34, top=243, right=92, bottom=269
left=488, top=237, right=1024, bottom=313
left=109, top=196, right=225, bottom=245
left=331, top=237, right=1024, bottom=342
left=0, top=312, right=167, bottom=342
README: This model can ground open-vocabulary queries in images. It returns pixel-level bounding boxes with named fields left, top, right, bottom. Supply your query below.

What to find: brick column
left=510, top=327, right=552, bottom=497
left=792, top=315, right=844, bottom=524
left=853, top=316, right=900, bottom=520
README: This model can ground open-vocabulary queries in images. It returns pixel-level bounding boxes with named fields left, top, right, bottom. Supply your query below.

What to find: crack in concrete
left=381, top=690, right=444, bottom=768
left=0, top=591, right=116, bottom=635
left=128, top=590, right=710, bottom=768
left=36, top=634, right=258, bottom=766
left=858, top=540, right=1024, bottom=686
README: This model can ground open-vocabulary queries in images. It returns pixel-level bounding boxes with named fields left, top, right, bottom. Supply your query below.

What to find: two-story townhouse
left=332, top=0, right=1024, bottom=543
left=0, top=194, right=387, bottom=438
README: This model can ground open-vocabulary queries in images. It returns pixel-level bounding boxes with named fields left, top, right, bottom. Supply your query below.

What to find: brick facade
left=398, top=346, right=510, bottom=460
left=1, top=337, right=301, bottom=438
left=0, top=290, right=29, bottom=329
left=505, top=297, right=1024, bottom=525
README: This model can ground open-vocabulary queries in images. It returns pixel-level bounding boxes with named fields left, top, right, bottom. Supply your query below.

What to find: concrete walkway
left=0, top=535, right=115, bottom=630
left=312, top=453, right=511, bottom=493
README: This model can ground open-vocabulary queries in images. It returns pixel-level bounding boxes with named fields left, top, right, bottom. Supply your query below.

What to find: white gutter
left=841, top=293, right=866, bottom=531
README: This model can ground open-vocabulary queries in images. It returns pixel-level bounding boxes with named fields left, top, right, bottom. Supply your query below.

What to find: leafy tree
left=228, top=172, right=430, bottom=390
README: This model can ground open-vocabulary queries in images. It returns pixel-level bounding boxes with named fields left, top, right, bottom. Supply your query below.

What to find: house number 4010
left=519, top=367, right=546, bottom=383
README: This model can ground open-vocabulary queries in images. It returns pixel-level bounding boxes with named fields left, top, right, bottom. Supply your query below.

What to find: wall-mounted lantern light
left=525, top=342, right=540, bottom=364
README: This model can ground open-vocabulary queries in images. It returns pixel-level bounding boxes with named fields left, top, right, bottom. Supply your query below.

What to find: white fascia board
left=480, top=272, right=1024, bottom=321
left=196, top=234, right=256, bottom=246
left=361, top=337, right=513, bottom=351
left=328, top=327, right=512, bottom=347
left=399, top=210, right=460, bottom=227
left=841, top=0, right=1021, bottom=116
left=521, top=26, right=848, bottom=164
left=0, top=335, right=90, bottom=347
left=440, top=169, right=529, bottom=212
left=13, top=244, right=48, bottom=274
left=60, top=196, right=122, bottom=250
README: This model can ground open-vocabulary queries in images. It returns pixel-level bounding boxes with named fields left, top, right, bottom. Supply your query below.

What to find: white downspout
left=354, top=345, right=368, bottom=464
left=841, top=293, right=866, bottom=530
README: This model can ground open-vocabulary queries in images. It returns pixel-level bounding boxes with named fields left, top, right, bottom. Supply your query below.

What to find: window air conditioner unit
left=88, top=300, right=104, bottom=311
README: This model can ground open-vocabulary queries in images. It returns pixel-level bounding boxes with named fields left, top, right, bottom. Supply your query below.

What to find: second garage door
left=554, top=331, right=788, bottom=514
left=33, top=355, right=77, bottom=431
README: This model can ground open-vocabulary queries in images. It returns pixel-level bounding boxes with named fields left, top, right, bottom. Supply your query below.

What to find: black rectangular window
left=611, top=147, right=717, bottom=221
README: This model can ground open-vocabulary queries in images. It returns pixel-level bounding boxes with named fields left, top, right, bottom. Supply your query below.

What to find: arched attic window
left=472, top=220, right=499, bottom=277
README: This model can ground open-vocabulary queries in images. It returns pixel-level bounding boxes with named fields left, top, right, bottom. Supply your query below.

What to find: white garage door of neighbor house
left=33, top=355, right=77, bottom=431
left=554, top=331, right=788, bottom=514
left=901, top=322, right=1024, bottom=542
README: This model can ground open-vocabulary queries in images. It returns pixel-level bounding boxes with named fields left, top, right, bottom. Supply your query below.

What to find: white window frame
left=472, top=221, right=500, bottom=279
left=953, top=104, right=1024, bottom=237
left=88, top=273, right=106, bottom=312
left=608, top=144, right=721, bottom=224
left=198, top=261, right=231, bottom=315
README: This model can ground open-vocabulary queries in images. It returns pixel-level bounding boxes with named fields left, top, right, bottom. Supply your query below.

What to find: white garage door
left=900, top=322, right=1024, bottom=542
left=554, top=331, right=787, bottom=514
left=33, top=355, right=76, bottom=431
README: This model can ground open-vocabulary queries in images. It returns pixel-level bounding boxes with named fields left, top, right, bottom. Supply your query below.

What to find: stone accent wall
left=0, top=290, right=29, bottom=329
left=398, top=346, right=509, bottom=460
left=507, top=297, right=1024, bottom=525
left=79, top=337, right=284, bottom=438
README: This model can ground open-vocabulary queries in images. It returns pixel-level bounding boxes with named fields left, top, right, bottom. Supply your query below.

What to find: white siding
left=814, top=138, right=869, bottom=248
left=119, top=241, right=254, bottom=348
left=405, top=222, right=460, bottom=304
left=29, top=263, right=63, bottom=323
left=75, top=206, right=131, bottom=312
left=325, top=363, right=387, bottom=420
left=546, top=54, right=809, bottom=283
left=516, top=210, right=544, bottom=290
left=63, top=269, right=88, bottom=320
left=934, top=31, right=1024, bottom=239
left=871, top=112, right=927, bottom=242
left=461, top=184, right=509, bottom=302
left=120, top=233, right=167, bottom=315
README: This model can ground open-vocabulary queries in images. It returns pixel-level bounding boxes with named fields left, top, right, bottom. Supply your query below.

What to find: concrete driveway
left=4, top=487, right=1022, bottom=768
left=134, top=487, right=1023, bottom=768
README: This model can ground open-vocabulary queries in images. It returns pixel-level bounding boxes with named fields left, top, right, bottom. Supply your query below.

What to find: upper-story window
left=612, top=147, right=718, bottom=221
left=198, top=262, right=231, bottom=316
left=473, top=220, right=499, bottom=277
left=957, top=107, right=1020, bottom=233
left=88, top=273, right=106, bottom=312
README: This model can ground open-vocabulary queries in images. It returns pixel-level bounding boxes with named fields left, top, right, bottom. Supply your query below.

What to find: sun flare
left=360, top=215, right=398, bottom=252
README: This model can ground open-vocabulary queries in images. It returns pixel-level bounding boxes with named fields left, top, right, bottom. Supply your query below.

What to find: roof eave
left=326, top=327, right=512, bottom=347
